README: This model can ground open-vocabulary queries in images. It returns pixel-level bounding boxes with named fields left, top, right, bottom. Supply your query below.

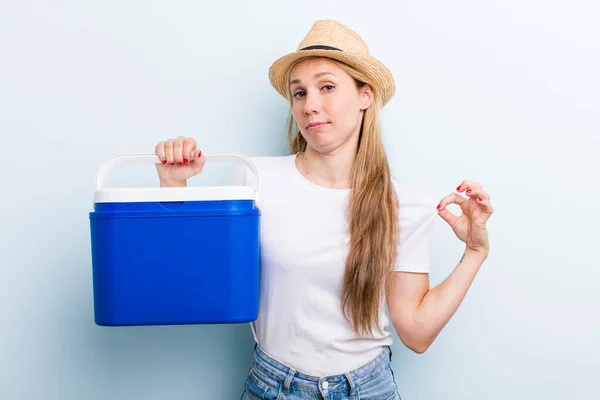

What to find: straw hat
left=268, top=20, right=396, bottom=106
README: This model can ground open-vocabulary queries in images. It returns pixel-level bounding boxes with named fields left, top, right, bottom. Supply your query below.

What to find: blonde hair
left=285, top=57, right=399, bottom=336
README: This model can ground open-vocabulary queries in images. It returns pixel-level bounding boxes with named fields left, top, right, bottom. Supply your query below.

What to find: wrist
left=160, top=179, right=187, bottom=188
left=464, top=247, right=488, bottom=262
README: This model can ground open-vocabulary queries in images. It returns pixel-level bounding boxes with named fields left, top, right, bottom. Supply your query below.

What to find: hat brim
left=268, top=49, right=396, bottom=106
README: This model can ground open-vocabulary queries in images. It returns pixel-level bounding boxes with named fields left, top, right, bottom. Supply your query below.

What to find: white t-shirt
left=232, top=154, right=437, bottom=376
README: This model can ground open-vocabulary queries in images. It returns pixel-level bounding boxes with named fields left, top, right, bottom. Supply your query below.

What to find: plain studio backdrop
left=1, top=1, right=598, bottom=399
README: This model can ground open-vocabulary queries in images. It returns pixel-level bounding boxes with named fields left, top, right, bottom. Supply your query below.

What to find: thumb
left=437, top=207, right=459, bottom=227
left=190, top=150, right=206, bottom=174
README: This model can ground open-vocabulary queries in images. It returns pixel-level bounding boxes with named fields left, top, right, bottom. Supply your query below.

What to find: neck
left=297, top=142, right=357, bottom=189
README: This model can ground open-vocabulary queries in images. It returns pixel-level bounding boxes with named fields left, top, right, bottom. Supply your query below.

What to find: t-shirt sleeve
left=393, top=183, right=437, bottom=273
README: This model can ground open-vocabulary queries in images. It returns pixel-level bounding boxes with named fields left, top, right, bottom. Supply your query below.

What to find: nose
left=303, top=90, right=321, bottom=116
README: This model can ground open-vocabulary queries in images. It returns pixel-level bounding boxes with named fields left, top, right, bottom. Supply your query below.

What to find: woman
left=154, top=20, right=493, bottom=400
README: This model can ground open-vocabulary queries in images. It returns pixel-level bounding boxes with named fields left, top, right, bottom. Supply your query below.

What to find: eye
left=322, top=84, right=335, bottom=91
left=293, top=90, right=306, bottom=99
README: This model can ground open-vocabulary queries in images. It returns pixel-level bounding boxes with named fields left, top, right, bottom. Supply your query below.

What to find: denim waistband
left=251, top=345, right=392, bottom=396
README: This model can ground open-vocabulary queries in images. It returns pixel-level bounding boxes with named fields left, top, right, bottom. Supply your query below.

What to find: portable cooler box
left=89, top=152, right=260, bottom=326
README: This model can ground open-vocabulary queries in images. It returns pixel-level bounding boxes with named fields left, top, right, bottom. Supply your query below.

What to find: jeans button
left=322, top=381, right=329, bottom=389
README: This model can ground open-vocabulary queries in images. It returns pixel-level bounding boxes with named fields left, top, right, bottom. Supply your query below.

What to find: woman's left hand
left=436, top=180, right=494, bottom=256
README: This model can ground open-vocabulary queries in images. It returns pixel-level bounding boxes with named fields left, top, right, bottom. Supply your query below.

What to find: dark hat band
left=299, top=45, right=342, bottom=51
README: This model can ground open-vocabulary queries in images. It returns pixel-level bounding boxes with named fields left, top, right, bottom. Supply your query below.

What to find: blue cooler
left=89, top=152, right=260, bottom=326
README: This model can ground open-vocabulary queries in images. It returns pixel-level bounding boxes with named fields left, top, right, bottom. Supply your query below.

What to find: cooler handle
left=94, top=152, right=259, bottom=193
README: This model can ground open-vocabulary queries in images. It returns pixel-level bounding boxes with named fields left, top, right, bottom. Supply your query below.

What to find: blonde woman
left=154, top=20, right=494, bottom=400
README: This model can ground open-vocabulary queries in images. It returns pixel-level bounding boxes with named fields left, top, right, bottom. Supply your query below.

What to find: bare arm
left=387, top=249, right=487, bottom=353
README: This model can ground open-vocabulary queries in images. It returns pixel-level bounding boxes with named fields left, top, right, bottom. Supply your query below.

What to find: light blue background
left=1, top=1, right=599, bottom=399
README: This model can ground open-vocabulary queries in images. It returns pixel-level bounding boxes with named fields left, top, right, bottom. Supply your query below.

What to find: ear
left=359, top=84, right=375, bottom=110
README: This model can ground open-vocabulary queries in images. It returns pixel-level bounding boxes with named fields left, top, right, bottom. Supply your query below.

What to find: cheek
left=292, top=103, right=304, bottom=121
left=331, top=99, right=359, bottom=127
left=330, top=96, right=355, bottom=116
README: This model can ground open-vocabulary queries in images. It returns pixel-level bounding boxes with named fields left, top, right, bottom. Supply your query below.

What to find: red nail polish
left=456, top=186, right=461, bottom=191
left=437, top=204, right=442, bottom=210
left=170, top=162, right=175, bottom=165
left=161, top=160, right=167, bottom=164
left=198, top=150, right=202, bottom=158
left=184, top=158, right=189, bottom=164
left=478, top=197, right=483, bottom=201
left=177, top=161, right=183, bottom=165
left=466, top=189, right=472, bottom=194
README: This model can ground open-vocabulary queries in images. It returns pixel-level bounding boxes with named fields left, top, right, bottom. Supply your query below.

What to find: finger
left=456, top=180, right=482, bottom=193
left=476, top=197, right=495, bottom=215
left=165, top=139, right=175, bottom=165
left=436, top=193, right=467, bottom=227
left=438, top=193, right=468, bottom=210
left=173, top=136, right=184, bottom=165
left=192, top=149, right=202, bottom=162
left=437, top=207, right=461, bottom=228
left=192, top=153, right=206, bottom=174
left=155, top=141, right=167, bottom=164
left=464, top=187, right=491, bottom=200
left=182, top=137, right=196, bottom=164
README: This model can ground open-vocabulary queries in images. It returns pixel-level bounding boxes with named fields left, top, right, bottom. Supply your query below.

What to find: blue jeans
left=241, top=345, right=401, bottom=400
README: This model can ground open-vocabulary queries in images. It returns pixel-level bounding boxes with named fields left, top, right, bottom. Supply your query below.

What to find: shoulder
left=248, top=154, right=295, bottom=170
left=248, top=154, right=295, bottom=180
left=230, top=154, right=295, bottom=186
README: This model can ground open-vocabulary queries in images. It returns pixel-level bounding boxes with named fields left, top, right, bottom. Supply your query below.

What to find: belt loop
left=344, top=372, right=357, bottom=398
left=282, top=368, right=296, bottom=395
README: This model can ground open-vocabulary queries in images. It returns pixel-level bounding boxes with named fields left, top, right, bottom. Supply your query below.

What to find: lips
left=307, top=122, right=328, bottom=129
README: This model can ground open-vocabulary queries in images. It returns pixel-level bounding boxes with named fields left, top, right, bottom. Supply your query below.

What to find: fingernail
left=437, top=204, right=442, bottom=210
left=177, top=162, right=183, bottom=165
left=170, top=162, right=175, bottom=165
left=478, top=197, right=483, bottom=202
left=184, top=158, right=189, bottom=164
left=161, top=160, right=167, bottom=164
left=456, top=186, right=461, bottom=191
left=198, top=150, right=202, bottom=158
left=466, top=189, right=472, bottom=194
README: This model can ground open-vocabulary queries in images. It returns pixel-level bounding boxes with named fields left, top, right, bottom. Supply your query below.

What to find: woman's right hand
left=155, top=136, right=205, bottom=187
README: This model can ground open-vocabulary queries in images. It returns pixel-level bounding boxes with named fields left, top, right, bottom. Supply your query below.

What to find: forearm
left=412, top=249, right=487, bottom=350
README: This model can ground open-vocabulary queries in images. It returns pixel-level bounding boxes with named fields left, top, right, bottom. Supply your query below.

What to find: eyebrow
left=290, top=71, right=336, bottom=86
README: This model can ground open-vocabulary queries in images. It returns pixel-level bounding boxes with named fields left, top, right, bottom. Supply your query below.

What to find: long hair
left=285, top=58, right=399, bottom=336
